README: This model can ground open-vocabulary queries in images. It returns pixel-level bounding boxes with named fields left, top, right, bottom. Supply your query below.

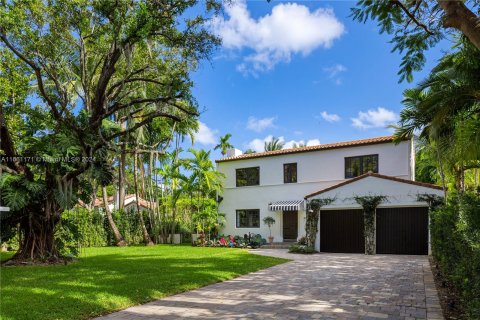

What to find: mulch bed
left=429, top=256, right=466, bottom=320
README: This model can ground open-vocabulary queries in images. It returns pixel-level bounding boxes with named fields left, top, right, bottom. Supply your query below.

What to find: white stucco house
left=216, top=136, right=444, bottom=255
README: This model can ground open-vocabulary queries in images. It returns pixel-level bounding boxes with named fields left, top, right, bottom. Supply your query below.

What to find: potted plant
left=263, top=216, right=276, bottom=244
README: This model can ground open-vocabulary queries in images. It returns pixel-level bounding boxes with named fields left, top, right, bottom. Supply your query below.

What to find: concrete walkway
left=95, top=250, right=443, bottom=320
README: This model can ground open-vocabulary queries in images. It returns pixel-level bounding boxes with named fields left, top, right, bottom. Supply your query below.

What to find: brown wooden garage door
left=376, top=207, right=428, bottom=255
left=320, top=209, right=364, bottom=253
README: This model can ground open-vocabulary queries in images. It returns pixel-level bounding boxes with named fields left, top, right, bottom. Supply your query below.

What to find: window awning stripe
left=268, top=200, right=305, bottom=211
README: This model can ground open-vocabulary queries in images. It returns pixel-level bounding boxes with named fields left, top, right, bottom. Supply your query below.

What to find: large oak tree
left=0, top=0, right=219, bottom=261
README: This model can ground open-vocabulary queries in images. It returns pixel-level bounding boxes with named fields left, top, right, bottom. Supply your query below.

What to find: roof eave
left=304, top=172, right=443, bottom=199
left=215, top=136, right=409, bottom=163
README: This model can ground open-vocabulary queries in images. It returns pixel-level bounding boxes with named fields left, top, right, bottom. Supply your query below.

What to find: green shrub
left=107, top=209, right=145, bottom=245
left=431, top=192, right=480, bottom=319
left=288, top=244, right=316, bottom=254
left=55, top=208, right=156, bottom=256
left=61, top=209, right=107, bottom=248
left=55, top=214, right=81, bottom=257
left=297, top=236, right=307, bottom=245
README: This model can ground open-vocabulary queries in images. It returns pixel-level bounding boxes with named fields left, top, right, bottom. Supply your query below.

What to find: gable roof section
left=304, top=172, right=443, bottom=199
left=216, top=136, right=405, bottom=163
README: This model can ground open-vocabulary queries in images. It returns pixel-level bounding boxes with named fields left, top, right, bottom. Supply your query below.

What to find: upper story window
left=236, top=209, right=260, bottom=228
left=345, top=154, right=378, bottom=178
left=236, top=167, right=260, bottom=187
left=284, top=163, right=297, bottom=183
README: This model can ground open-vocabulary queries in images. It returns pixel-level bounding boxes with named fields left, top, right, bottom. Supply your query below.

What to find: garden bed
left=429, top=256, right=466, bottom=320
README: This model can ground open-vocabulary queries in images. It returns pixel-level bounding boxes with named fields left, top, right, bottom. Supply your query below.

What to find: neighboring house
left=216, top=136, right=443, bottom=255
left=88, top=194, right=156, bottom=212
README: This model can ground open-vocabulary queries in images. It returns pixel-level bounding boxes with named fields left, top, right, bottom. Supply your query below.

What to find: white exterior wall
left=308, top=176, right=444, bottom=210
left=217, top=140, right=413, bottom=241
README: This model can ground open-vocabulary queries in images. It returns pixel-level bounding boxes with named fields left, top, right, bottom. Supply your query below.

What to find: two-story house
left=215, top=136, right=444, bottom=255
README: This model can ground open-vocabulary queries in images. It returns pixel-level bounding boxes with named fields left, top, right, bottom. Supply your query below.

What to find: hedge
left=430, top=192, right=480, bottom=319
left=56, top=208, right=153, bottom=255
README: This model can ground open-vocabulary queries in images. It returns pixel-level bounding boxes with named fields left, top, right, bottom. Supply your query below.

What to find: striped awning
left=268, top=200, right=305, bottom=211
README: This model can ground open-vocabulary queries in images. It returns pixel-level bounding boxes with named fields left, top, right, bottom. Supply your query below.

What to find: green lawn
left=0, top=245, right=287, bottom=320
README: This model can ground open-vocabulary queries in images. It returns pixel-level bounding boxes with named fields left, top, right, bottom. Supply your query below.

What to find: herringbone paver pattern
left=95, top=250, right=443, bottom=320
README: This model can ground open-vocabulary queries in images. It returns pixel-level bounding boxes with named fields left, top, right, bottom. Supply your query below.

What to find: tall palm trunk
left=118, top=152, right=126, bottom=210
left=139, top=153, right=147, bottom=198
left=118, top=118, right=127, bottom=210
left=436, top=145, right=447, bottom=198
left=102, top=187, right=127, bottom=246
left=133, top=151, right=154, bottom=245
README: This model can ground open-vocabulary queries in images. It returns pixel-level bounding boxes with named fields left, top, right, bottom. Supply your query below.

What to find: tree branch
left=93, top=111, right=182, bottom=152
left=0, top=30, right=63, bottom=121
left=0, top=102, right=33, bottom=179
left=437, top=0, right=480, bottom=51
left=391, top=0, right=434, bottom=35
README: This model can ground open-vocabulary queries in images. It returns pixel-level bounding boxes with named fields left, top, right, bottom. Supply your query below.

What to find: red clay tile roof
left=79, top=194, right=156, bottom=209
left=216, top=135, right=405, bottom=163
left=304, top=172, right=444, bottom=199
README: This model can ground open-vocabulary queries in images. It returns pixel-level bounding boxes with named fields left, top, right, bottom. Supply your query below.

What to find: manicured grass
left=0, top=245, right=287, bottom=320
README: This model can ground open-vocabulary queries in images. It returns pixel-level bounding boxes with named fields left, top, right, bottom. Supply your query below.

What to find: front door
left=283, top=210, right=298, bottom=240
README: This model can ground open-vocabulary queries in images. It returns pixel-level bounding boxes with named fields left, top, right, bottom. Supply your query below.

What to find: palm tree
left=186, top=149, right=223, bottom=197
left=264, top=137, right=285, bottom=151
left=185, top=149, right=224, bottom=239
left=214, top=134, right=234, bottom=156
left=102, top=186, right=127, bottom=246
left=393, top=39, right=480, bottom=193
left=133, top=150, right=154, bottom=245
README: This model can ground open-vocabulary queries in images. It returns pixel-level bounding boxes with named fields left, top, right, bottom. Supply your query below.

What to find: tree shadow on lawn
left=0, top=246, right=287, bottom=320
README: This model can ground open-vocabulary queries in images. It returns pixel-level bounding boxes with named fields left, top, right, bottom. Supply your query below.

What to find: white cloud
left=284, top=139, right=320, bottom=149
left=324, top=64, right=347, bottom=77
left=211, top=1, right=345, bottom=75
left=246, top=116, right=276, bottom=132
left=246, top=135, right=285, bottom=153
left=194, top=121, right=218, bottom=145
left=320, top=111, right=341, bottom=122
left=247, top=135, right=320, bottom=152
left=351, top=107, right=399, bottom=129
left=323, top=64, right=347, bottom=84
left=306, top=139, right=321, bottom=146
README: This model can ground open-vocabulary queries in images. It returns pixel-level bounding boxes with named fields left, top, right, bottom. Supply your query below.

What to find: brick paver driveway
left=95, top=249, right=443, bottom=320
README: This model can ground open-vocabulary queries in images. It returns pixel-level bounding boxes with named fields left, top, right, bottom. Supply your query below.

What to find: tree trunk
left=118, top=150, right=126, bottom=210
left=133, top=151, right=154, bottom=246
left=170, top=206, right=177, bottom=244
left=102, top=186, right=127, bottom=246
left=117, top=118, right=127, bottom=210
left=438, top=0, right=480, bottom=51
left=435, top=146, right=447, bottom=198
left=12, top=210, right=60, bottom=262
left=139, top=153, right=146, bottom=198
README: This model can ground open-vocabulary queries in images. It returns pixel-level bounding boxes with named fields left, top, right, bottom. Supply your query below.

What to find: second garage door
left=376, top=207, right=429, bottom=255
left=320, top=209, right=364, bottom=253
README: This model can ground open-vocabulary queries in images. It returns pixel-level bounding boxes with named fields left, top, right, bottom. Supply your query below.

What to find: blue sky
left=189, top=1, right=449, bottom=158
